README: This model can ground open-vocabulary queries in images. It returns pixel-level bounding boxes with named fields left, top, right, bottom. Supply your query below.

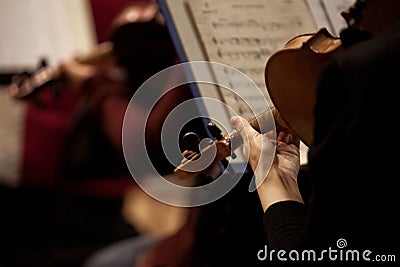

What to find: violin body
left=265, top=28, right=341, bottom=147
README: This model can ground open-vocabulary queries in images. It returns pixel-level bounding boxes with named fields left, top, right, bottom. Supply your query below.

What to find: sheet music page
left=185, top=0, right=317, bottom=120
left=320, top=0, right=356, bottom=36
left=306, top=0, right=333, bottom=33
left=0, top=0, right=96, bottom=71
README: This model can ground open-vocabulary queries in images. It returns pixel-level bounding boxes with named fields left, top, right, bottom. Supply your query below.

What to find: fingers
left=230, top=116, right=299, bottom=148
left=182, top=150, right=195, bottom=159
left=276, top=127, right=300, bottom=148
left=58, top=60, right=96, bottom=90
left=230, top=115, right=264, bottom=170
left=230, top=116, right=258, bottom=138
left=277, top=130, right=293, bottom=144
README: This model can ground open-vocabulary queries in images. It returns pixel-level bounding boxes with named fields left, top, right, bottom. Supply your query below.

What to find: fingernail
left=285, top=133, right=292, bottom=143
left=230, top=116, right=239, bottom=128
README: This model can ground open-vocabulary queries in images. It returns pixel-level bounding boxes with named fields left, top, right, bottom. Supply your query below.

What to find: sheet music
left=320, top=0, right=356, bottom=36
left=306, top=0, right=333, bottom=33
left=0, top=0, right=96, bottom=71
left=185, top=0, right=317, bottom=120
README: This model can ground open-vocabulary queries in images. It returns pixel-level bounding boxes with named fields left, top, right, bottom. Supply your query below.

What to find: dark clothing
left=192, top=171, right=268, bottom=267
left=263, top=23, right=400, bottom=266
left=99, top=170, right=270, bottom=267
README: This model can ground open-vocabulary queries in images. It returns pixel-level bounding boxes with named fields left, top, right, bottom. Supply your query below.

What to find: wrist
left=257, top=168, right=304, bottom=212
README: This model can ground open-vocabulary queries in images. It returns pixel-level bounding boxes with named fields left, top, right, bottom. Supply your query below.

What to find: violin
left=175, top=0, right=396, bottom=180
left=8, top=42, right=114, bottom=99
left=174, top=27, right=342, bottom=180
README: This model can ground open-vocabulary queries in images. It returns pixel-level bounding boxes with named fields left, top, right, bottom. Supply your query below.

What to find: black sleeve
left=262, top=165, right=310, bottom=250
left=263, top=200, right=306, bottom=250
left=262, top=201, right=307, bottom=267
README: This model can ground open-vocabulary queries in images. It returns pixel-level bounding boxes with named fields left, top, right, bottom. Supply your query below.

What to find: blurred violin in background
left=7, top=0, right=163, bottom=101
left=7, top=41, right=114, bottom=100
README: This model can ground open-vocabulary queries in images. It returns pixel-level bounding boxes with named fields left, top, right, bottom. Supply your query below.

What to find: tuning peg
left=38, top=57, right=48, bottom=68
left=207, top=122, right=223, bottom=140
left=207, top=122, right=237, bottom=160
left=182, top=132, right=200, bottom=152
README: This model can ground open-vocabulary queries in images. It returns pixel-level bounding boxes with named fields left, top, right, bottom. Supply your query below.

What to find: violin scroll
left=174, top=107, right=283, bottom=180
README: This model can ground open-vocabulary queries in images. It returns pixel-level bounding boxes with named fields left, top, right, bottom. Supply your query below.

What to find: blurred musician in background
left=0, top=1, right=197, bottom=266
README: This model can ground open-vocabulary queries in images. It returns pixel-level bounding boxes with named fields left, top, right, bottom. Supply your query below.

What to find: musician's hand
left=56, top=60, right=97, bottom=90
left=230, top=116, right=303, bottom=211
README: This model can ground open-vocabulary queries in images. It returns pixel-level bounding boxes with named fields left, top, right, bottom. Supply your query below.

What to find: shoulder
left=334, top=24, right=400, bottom=71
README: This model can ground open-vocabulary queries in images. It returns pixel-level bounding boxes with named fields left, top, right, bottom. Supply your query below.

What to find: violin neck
left=227, top=107, right=283, bottom=152
left=248, top=107, right=281, bottom=133
left=9, top=41, right=114, bottom=99
left=174, top=107, right=285, bottom=180
left=75, top=41, right=113, bottom=65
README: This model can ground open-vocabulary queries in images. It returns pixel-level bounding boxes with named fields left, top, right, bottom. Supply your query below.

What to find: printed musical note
left=186, top=0, right=317, bottom=119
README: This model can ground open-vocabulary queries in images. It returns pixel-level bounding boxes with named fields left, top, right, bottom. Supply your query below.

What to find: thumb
left=230, top=116, right=252, bottom=134
left=230, top=116, right=256, bottom=139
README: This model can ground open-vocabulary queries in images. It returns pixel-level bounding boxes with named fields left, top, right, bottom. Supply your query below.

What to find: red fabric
left=19, top=86, right=136, bottom=197
left=63, top=175, right=136, bottom=198
left=20, top=88, right=82, bottom=189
